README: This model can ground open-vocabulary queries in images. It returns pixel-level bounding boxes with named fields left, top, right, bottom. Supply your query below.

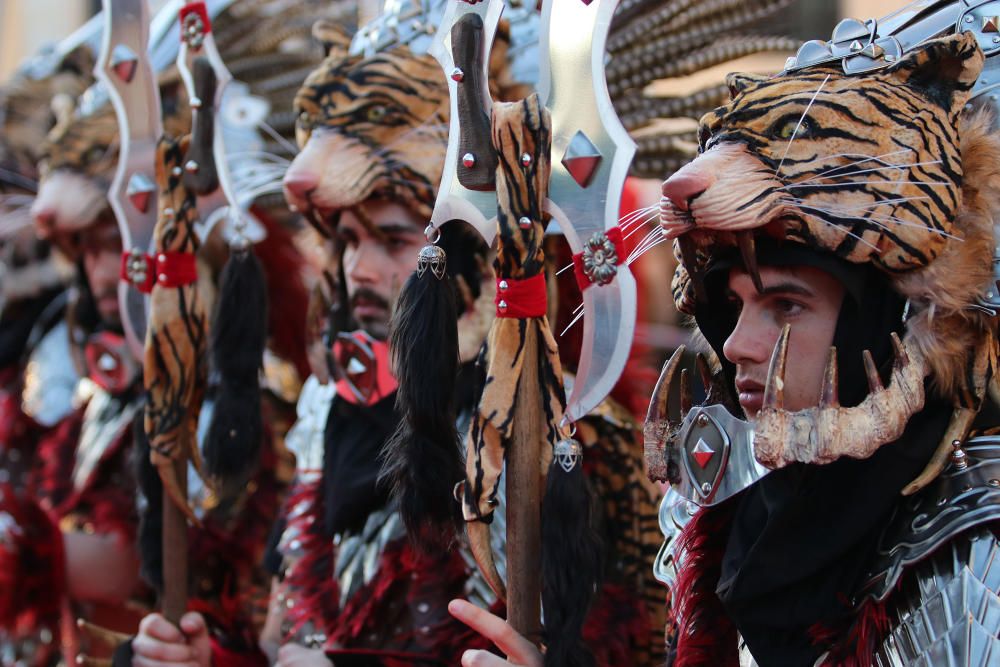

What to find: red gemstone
left=691, top=438, right=714, bottom=468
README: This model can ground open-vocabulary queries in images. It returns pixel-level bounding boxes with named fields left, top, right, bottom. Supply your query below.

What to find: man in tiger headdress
left=131, top=7, right=665, bottom=665
left=452, top=7, right=1000, bottom=667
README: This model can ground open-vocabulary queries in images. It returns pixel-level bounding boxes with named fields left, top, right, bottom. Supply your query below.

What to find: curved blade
left=177, top=1, right=266, bottom=246
left=539, top=0, right=636, bottom=423
left=95, top=0, right=163, bottom=360
left=427, top=0, right=505, bottom=243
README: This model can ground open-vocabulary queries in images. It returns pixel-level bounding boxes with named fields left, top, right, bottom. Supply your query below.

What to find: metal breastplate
left=862, top=436, right=1000, bottom=665
left=72, top=382, right=141, bottom=491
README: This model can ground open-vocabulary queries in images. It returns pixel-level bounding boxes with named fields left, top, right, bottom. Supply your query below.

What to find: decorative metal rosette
left=182, top=10, right=206, bottom=50
left=581, top=231, right=619, bottom=286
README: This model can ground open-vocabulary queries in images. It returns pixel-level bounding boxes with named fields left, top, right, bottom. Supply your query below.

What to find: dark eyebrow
left=758, top=282, right=815, bottom=298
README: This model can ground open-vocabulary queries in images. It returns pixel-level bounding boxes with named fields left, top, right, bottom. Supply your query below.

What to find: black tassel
left=204, top=248, right=268, bottom=500
left=132, top=409, right=164, bottom=592
left=381, top=238, right=464, bottom=552
left=541, top=436, right=603, bottom=667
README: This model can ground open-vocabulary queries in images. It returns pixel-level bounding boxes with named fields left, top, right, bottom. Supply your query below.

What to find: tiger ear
left=884, top=32, right=984, bottom=111
left=312, top=19, right=351, bottom=59
left=726, top=72, right=767, bottom=99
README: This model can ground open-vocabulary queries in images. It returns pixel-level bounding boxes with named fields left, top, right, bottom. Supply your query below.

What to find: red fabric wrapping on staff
left=572, top=226, right=627, bottom=293
left=495, top=273, right=547, bottom=318
left=119, top=251, right=198, bottom=294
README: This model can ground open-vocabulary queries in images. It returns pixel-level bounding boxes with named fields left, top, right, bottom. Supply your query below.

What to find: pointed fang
left=680, top=368, right=692, bottom=414
left=763, top=324, right=790, bottom=409
left=737, top=231, right=764, bottom=293
left=696, top=352, right=712, bottom=391
left=862, top=349, right=883, bottom=392
left=890, top=331, right=908, bottom=368
left=820, top=346, right=839, bottom=407
left=647, top=345, right=686, bottom=426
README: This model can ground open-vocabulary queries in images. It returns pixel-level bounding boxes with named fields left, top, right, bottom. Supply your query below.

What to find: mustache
left=350, top=287, right=390, bottom=313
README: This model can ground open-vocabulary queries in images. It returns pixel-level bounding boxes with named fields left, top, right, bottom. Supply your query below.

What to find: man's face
left=336, top=200, right=425, bottom=339
left=722, top=264, right=845, bottom=419
left=80, top=221, right=122, bottom=328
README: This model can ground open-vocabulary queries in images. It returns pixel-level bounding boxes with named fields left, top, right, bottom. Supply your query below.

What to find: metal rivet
left=172, top=166, right=183, bottom=177
left=158, top=254, right=167, bottom=262
left=989, top=479, right=1000, bottom=488
left=450, top=67, right=464, bottom=82
left=937, top=496, right=948, bottom=506
left=498, top=300, right=508, bottom=313
left=417, top=602, right=430, bottom=614
left=521, top=152, right=532, bottom=167
left=158, top=273, right=168, bottom=283
left=499, top=280, right=509, bottom=290
left=289, top=203, right=298, bottom=212
left=696, top=413, right=709, bottom=427
left=185, top=160, right=199, bottom=173
left=700, top=482, right=711, bottom=494
left=462, top=152, right=476, bottom=168
left=190, top=96, right=202, bottom=109
left=518, top=216, right=531, bottom=229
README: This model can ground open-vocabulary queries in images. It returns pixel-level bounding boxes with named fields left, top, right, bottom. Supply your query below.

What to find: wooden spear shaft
left=491, top=94, right=552, bottom=641
left=161, top=457, right=189, bottom=624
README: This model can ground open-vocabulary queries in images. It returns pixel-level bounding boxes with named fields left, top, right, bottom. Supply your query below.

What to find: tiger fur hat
left=657, top=32, right=1000, bottom=484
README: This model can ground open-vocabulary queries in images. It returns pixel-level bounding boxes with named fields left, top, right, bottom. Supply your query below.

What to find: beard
left=349, top=286, right=392, bottom=340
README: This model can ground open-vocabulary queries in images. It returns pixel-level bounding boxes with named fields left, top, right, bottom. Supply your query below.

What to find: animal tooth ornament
left=646, top=2, right=1000, bottom=665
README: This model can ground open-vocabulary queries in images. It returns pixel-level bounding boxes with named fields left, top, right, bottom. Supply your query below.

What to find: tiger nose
left=282, top=171, right=319, bottom=210
left=32, top=207, right=57, bottom=237
left=661, top=171, right=713, bottom=212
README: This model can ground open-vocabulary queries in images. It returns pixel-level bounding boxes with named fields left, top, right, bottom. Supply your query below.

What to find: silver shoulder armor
left=654, top=485, right=696, bottom=590
left=865, top=436, right=1000, bottom=666
left=21, top=320, right=78, bottom=427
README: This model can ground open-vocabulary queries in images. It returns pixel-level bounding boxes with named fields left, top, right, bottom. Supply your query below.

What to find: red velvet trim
left=0, top=486, right=66, bottom=637
left=251, top=207, right=311, bottom=380
left=572, top=226, right=626, bottom=292
left=180, top=2, right=212, bottom=33
left=809, top=592, right=893, bottom=667
left=672, top=502, right=740, bottom=667
left=119, top=251, right=197, bottom=294
left=496, top=274, right=547, bottom=318
left=582, top=583, right=652, bottom=667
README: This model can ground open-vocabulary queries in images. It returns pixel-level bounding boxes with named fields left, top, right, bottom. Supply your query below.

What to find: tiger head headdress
left=651, top=32, right=1000, bottom=491
left=282, top=20, right=450, bottom=227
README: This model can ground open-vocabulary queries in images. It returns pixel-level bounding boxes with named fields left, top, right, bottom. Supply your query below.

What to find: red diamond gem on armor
left=111, top=44, right=139, bottom=83
left=561, top=130, right=602, bottom=188
left=691, top=438, right=714, bottom=468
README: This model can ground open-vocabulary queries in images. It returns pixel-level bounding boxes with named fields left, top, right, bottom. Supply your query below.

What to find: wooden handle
left=452, top=13, right=497, bottom=192
left=161, top=456, right=189, bottom=625
left=182, top=57, right=220, bottom=196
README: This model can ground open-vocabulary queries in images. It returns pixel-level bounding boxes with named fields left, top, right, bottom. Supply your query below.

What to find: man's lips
left=735, top=378, right=765, bottom=417
left=352, top=298, right=387, bottom=320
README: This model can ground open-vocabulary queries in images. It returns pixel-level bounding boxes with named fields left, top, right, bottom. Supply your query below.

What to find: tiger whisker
left=628, top=236, right=668, bottom=265
left=788, top=159, right=943, bottom=186
left=791, top=208, right=880, bottom=250
left=620, top=204, right=659, bottom=228
left=775, top=74, right=831, bottom=176
left=560, top=307, right=586, bottom=337
left=788, top=148, right=914, bottom=184
left=0, top=168, right=39, bottom=193
left=258, top=120, right=300, bottom=156
left=627, top=228, right=664, bottom=262
left=780, top=179, right=953, bottom=191
left=622, top=211, right=660, bottom=241
left=785, top=195, right=931, bottom=212
left=791, top=201, right=962, bottom=240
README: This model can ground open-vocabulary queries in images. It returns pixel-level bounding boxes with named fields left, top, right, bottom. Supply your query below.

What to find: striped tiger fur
left=664, top=32, right=998, bottom=409
left=143, top=134, right=209, bottom=521
left=283, top=30, right=449, bottom=225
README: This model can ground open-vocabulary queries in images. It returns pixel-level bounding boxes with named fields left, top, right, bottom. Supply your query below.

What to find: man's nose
left=661, top=169, right=713, bottom=212
left=722, top=312, right=774, bottom=366
left=346, top=241, right=383, bottom=285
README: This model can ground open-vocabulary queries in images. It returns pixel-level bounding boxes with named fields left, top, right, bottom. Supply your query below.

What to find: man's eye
left=774, top=298, right=804, bottom=316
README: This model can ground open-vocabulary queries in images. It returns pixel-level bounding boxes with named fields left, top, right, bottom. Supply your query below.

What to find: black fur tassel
left=204, top=248, right=268, bottom=500
left=132, top=410, right=164, bottom=592
left=382, top=241, right=464, bottom=552
left=541, top=440, right=603, bottom=667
